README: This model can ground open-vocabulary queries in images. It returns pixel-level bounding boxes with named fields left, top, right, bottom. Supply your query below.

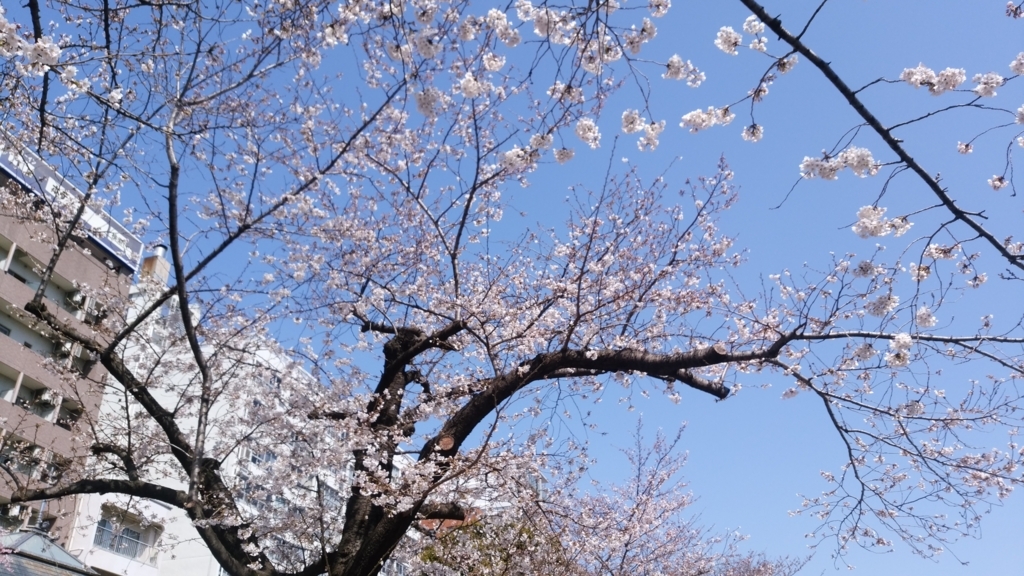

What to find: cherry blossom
left=663, top=54, right=705, bottom=86
left=900, top=64, right=967, bottom=95
left=680, top=106, right=735, bottom=132
left=915, top=306, right=938, bottom=328
left=972, top=72, right=1005, bottom=96
left=575, top=117, right=602, bottom=148
left=741, top=124, right=763, bottom=142
left=714, top=26, right=743, bottom=55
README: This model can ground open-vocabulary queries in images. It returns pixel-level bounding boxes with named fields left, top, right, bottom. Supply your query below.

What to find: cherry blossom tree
left=0, top=0, right=1022, bottom=575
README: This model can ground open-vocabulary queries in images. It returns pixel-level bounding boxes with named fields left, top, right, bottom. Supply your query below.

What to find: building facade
left=0, top=145, right=141, bottom=544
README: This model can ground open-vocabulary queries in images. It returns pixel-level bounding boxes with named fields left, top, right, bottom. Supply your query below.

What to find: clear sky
left=506, top=0, right=1024, bottom=574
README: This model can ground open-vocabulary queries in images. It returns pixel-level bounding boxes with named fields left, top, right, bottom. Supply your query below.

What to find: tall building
left=59, top=253, right=415, bottom=575
left=0, top=145, right=142, bottom=544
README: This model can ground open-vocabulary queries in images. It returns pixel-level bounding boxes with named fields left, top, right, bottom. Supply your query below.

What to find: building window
left=250, top=449, right=277, bottom=467
left=0, top=323, right=9, bottom=336
left=93, top=518, right=147, bottom=560
left=383, top=559, right=408, bottom=576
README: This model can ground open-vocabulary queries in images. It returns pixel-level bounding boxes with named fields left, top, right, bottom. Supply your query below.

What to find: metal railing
left=93, top=521, right=155, bottom=564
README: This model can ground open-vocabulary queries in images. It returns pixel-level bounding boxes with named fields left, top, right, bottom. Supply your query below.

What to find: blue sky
left=506, top=0, right=1024, bottom=573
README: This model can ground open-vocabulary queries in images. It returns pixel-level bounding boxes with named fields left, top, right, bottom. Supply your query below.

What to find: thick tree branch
left=10, top=478, right=187, bottom=508
left=90, top=443, right=141, bottom=481
left=418, top=502, right=468, bottom=522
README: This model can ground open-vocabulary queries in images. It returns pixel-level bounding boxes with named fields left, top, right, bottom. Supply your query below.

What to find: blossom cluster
left=800, top=146, right=880, bottom=179
left=0, top=7, right=68, bottom=80
left=915, top=305, right=938, bottom=328
left=972, top=72, right=1004, bottom=97
left=899, top=64, right=966, bottom=95
left=663, top=55, right=705, bottom=87
left=679, top=106, right=734, bottom=132
left=865, top=293, right=899, bottom=318
left=714, top=26, right=743, bottom=55
left=575, top=118, right=601, bottom=149
left=851, top=206, right=912, bottom=239
left=885, top=332, right=913, bottom=367
left=624, top=18, right=657, bottom=55
left=621, top=110, right=666, bottom=151
left=741, top=124, right=764, bottom=142
left=636, top=121, right=665, bottom=151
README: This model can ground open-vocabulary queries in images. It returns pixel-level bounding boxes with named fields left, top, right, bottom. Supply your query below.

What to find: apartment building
left=0, top=145, right=142, bottom=544
left=0, top=147, right=416, bottom=576
left=59, top=251, right=362, bottom=576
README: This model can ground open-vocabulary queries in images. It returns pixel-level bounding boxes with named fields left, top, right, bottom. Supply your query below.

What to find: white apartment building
left=61, top=252, right=407, bottom=576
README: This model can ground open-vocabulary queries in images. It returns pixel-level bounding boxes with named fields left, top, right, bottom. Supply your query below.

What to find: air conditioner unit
left=65, top=291, right=85, bottom=309
left=37, top=390, right=58, bottom=405
left=4, top=504, right=21, bottom=517
left=52, top=340, right=74, bottom=359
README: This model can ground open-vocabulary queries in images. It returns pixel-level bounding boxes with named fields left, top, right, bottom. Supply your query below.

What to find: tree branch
left=739, top=0, right=1024, bottom=271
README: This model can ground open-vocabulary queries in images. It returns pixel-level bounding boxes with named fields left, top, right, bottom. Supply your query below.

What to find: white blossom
left=621, top=109, right=645, bottom=134
left=649, top=0, right=670, bottom=17
left=890, top=333, right=913, bottom=352
left=915, top=306, right=937, bottom=328
left=663, top=55, right=704, bottom=87
left=457, top=72, right=490, bottom=98
left=853, top=343, right=877, bottom=360
left=886, top=350, right=911, bottom=368
left=412, top=28, right=442, bottom=58
left=800, top=146, right=879, bottom=179
left=548, top=81, right=585, bottom=104
left=457, top=16, right=480, bottom=41
left=108, top=87, right=124, bottom=109
left=415, top=87, right=443, bottom=117
left=637, top=121, right=665, bottom=151
left=24, top=35, right=61, bottom=71
left=988, top=175, right=1008, bottom=190
left=777, top=55, right=798, bottom=73
left=500, top=146, right=538, bottom=172
left=680, top=106, right=734, bottom=132
left=852, top=206, right=887, bottom=238
left=1012, top=52, right=1024, bottom=75
left=714, top=26, right=742, bottom=55
left=529, top=133, right=553, bottom=150
left=967, top=272, right=988, bottom=288
left=749, top=37, right=767, bottom=52
left=900, top=64, right=966, bottom=95
left=741, top=124, right=763, bottom=142
left=483, top=52, right=506, bottom=71
left=972, top=72, right=1004, bottom=97
left=840, top=147, right=880, bottom=177
left=575, top=118, right=601, bottom=148
left=957, top=142, right=973, bottom=154
left=743, top=15, right=765, bottom=35
left=865, top=293, right=899, bottom=317
left=852, top=260, right=881, bottom=278
left=899, top=400, right=925, bottom=415
left=0, top=10, right=23, bottom=58
left=909, top=263, right=931, bottom=281
left=1016, top=105, right=1024, bottom=124
left=515, top=0, right=534, bottom=21
left=923, top=244, right=958, bottom=260
left=554, top=147, right=575, bottom=164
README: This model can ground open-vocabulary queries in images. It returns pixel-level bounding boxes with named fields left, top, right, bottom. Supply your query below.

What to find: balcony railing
left=93, top=521, right=156, bottom=564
